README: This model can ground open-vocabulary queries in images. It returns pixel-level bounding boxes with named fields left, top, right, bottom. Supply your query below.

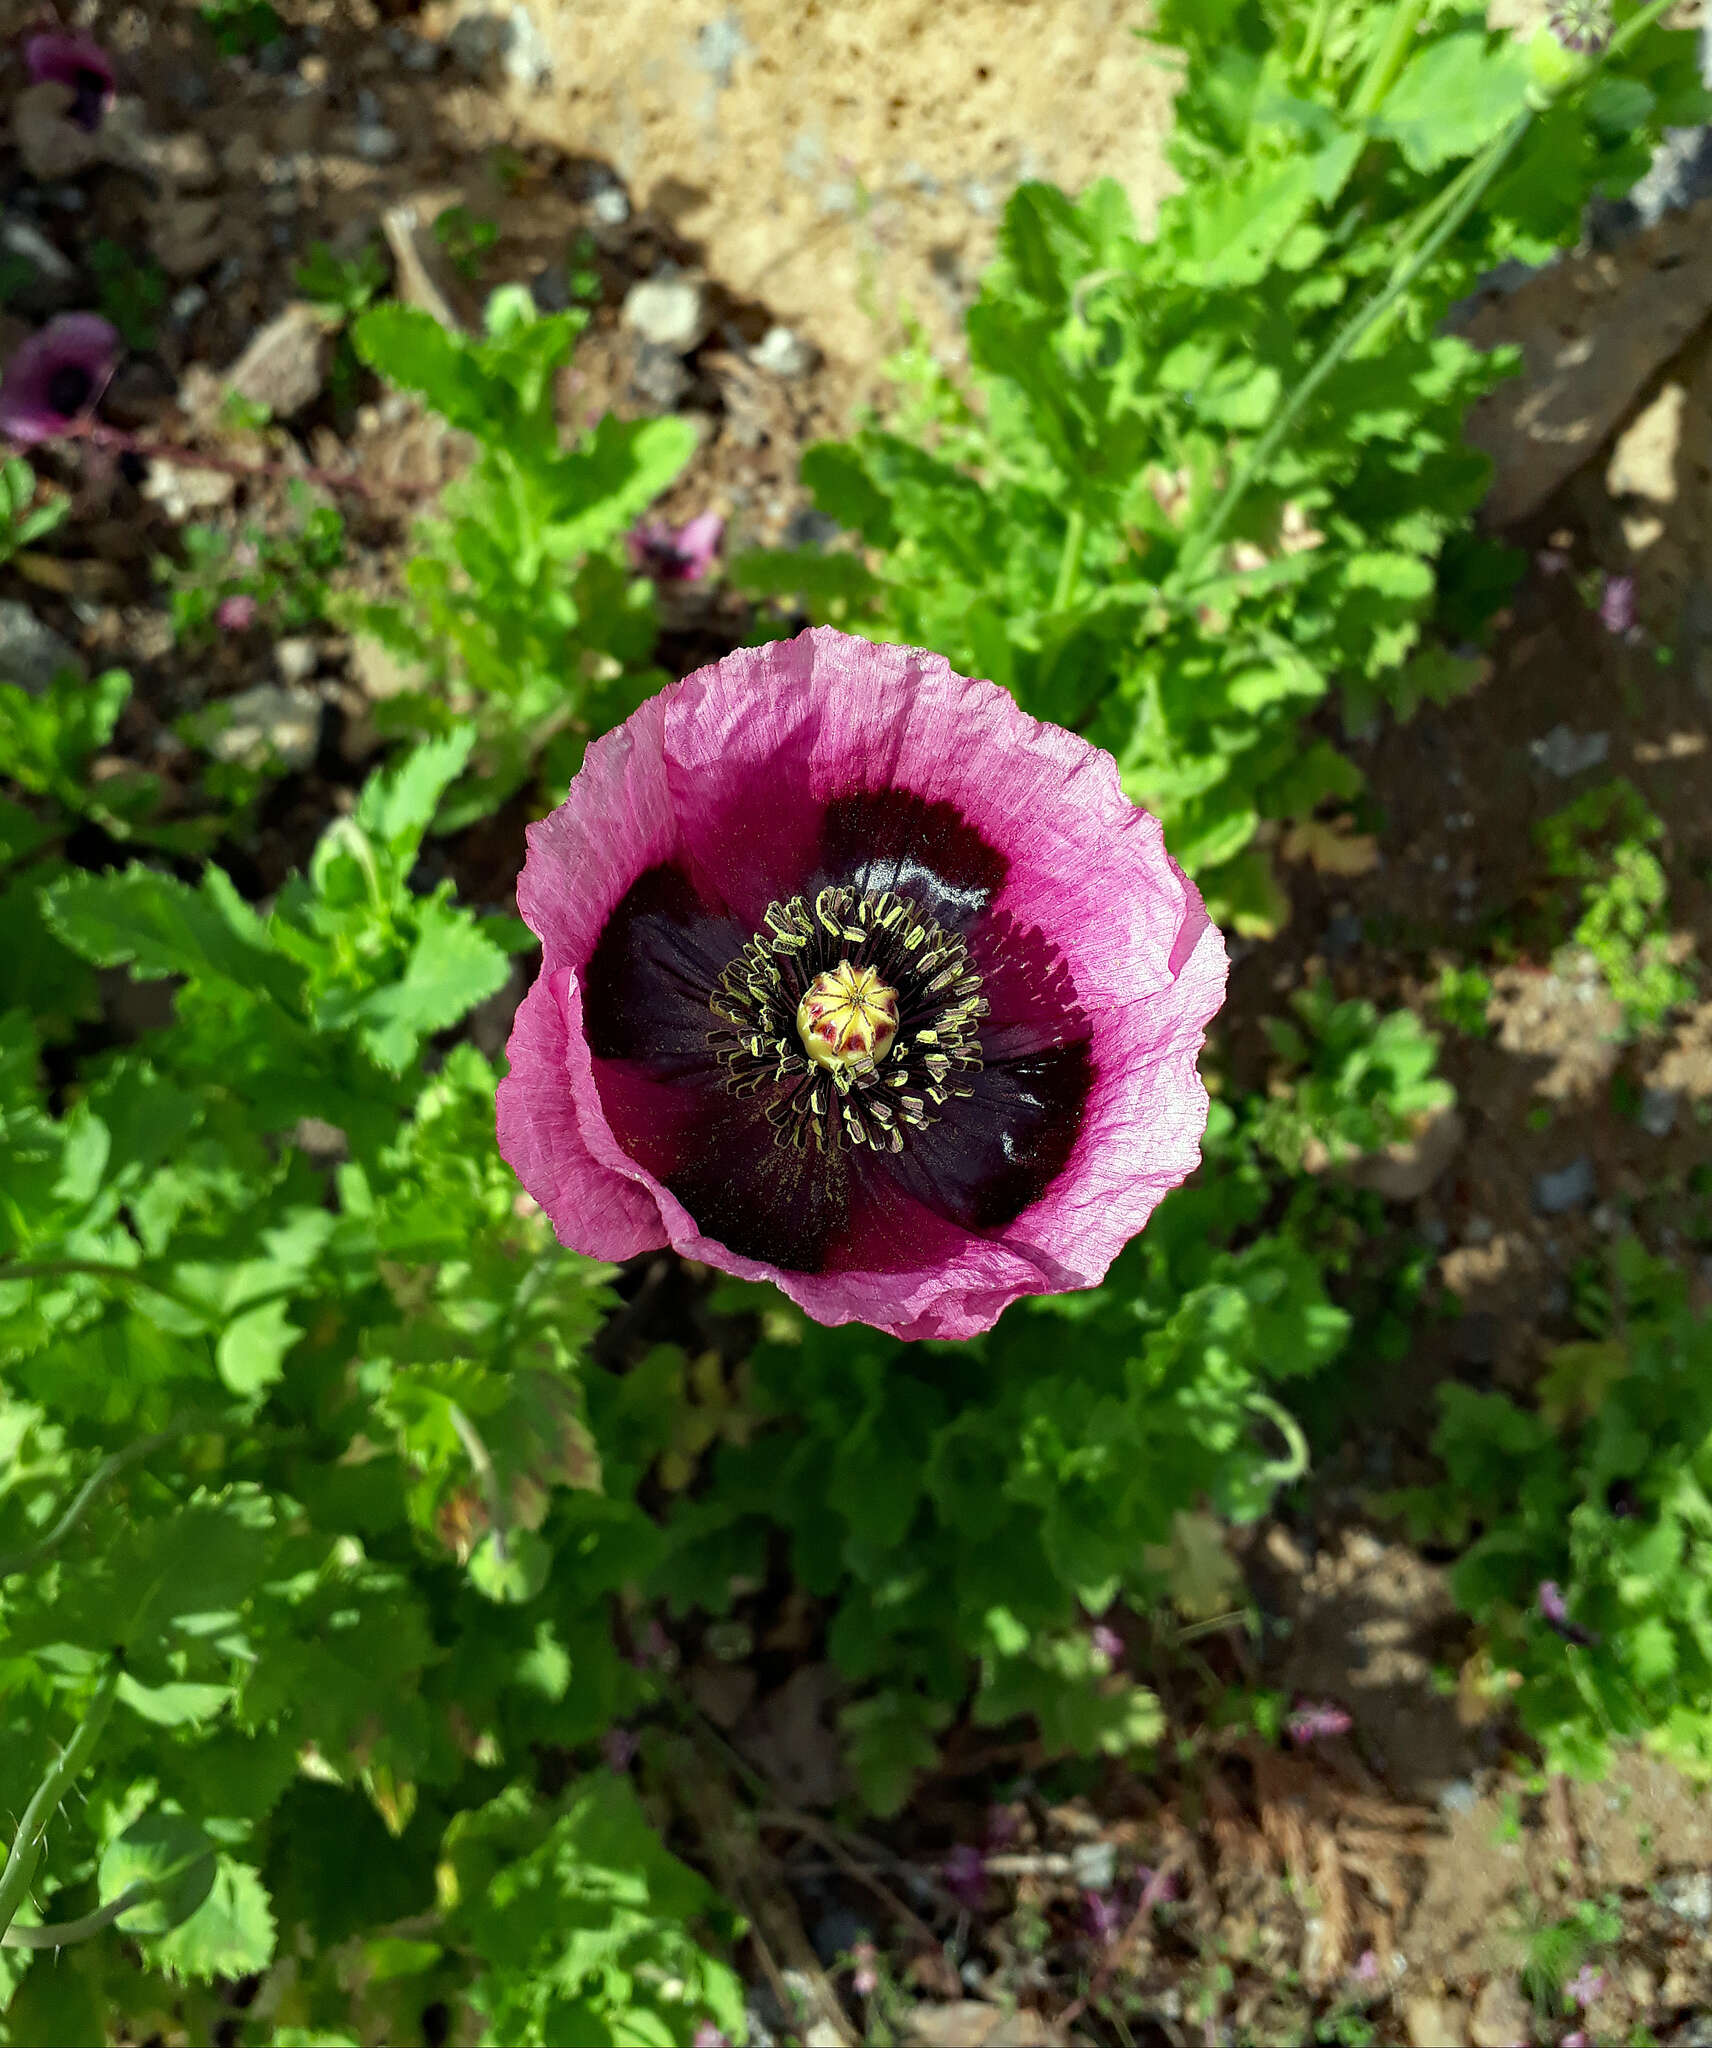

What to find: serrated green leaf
left=216, top=1297, right=302, bottom=1396
left=154, top=1855, right=276, bottom=1982
left=99, top=1813, right=217, bottom=1933
left=1376, top=32, right=1530, bottom=173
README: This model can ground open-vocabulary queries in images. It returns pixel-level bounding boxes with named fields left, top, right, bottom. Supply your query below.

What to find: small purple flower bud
left=1597, top=573, right=1635, bottom=638
left=24, top=32, right=117, bottom=131
left=1089, top=1622, right=1124, bottom=1665
left=850, top=1939, right=878, bottom=1997
left=0, top=315, right=122, bottom=448
left=216, top=593, right=259, bottom=632
left=942, top=1843, right=987, bottom=1908
left=626, top=511, right=724, bottom=584
left=602, top=1726, right=638, bottom=1773
left=1285, top=1700, right=1352, bottom=1745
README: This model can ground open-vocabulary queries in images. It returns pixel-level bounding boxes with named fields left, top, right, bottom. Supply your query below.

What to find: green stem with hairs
left=0, top=1664, right=120, bottom=1945
left=1348, top=0, right=1428, bottom=119
left=1, top=1879, right=153, bottom=1949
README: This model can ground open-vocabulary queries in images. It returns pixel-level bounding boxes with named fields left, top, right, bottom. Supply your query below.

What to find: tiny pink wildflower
left=1597, top=573, right=1635, bottom=638
left=0, top=314, right=121, bottom=448
left=691, top=2026, right=731, bottom=2048
left=626, top=511, right=724, bottom=584
left=24, top=32, right=117, bottom=131
left=498, top=629, right=1226, bottom=1340
left=216, top=593, right=259, bottom=632
left=1566, top=1963, right=1605, bottom=2010
left=850, top=1939, right=879, bottom=1996
left=1285, top=1699, right=1352, bottom=1745
left=1089, top=1621, right=1124, bottom=1665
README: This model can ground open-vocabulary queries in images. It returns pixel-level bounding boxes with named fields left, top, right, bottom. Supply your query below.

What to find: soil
left=5, top=4, right=1712, bottom=2046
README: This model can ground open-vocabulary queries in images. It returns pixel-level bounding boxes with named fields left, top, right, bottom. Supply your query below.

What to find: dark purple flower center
left=68, top=66, right=110, bottom=130
left=46, top=363, right=95, bottom=419
left=580, top=788, right=1094, bottom=1275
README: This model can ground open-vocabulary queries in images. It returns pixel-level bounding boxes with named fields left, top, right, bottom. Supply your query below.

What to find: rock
left=221, top=303, right=332, bottom=420
left=1469, top=1974, right=1530, bottom=2048
left=751, top=322, right=818, bottom=378
left=203, top=685, right=322, bottom=773
left=1531, top=725, right=1610, bottom=778
left=1640, top=1085, right=1682, bottom=1138
left=141, top=457, right=235, bottom=519
left=1402, top=1993, right=1470, bottom=2048
left=502, top=3, right=552, bottom=89
left=1068, top=1839, right=1115, bottom=1890
left=104, top=107, right=218, bottom=191
left=448, top=4, right=551, bottom=89
left=171, top=283, right=209, bottom=325
left=347, top=122, right=402, bottom=165
left=622, top=274, right=711, bottom=355
left=291, top=1116, right=347, bottom=1162
left=273, top=637, right=319, bottom=687
left=630, top=340, right=692, bottom=413
left=1464, top=195, right=1712, bottom=526
left=13, top=81, right=103, bottom=181
left=1660, top=1869, right=1712, bottom=1924
left=589, top=184, right=630, bottom=228
left=0, top=218, right=77, bottom=312
left=350, top=636, right=420, bottom=703
left=149, top=194, right=225, bottom=279
left=1534, top=1155, right=1597, bottom=1216
left=0, top=601, right=83, bottom=694
left=1340, top=1106, right=1466, bottom=1203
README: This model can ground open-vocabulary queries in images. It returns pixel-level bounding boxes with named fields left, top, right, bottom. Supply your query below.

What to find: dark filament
left=708, top=883, right=987, bottom=1158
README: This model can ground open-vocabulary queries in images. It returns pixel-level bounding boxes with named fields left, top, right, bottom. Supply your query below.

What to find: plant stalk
left=0, top=1663, right=121, bottom=1945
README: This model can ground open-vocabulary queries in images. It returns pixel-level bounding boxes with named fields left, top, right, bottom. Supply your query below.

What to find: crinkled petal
left=0, top=313, right=121, bottom=446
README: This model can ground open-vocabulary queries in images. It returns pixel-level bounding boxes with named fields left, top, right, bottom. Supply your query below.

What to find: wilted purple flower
left=1566, top=1964, right=1606, bottom=2010
left=1598, top=573, right=1635, bottom=638
left=602, top=1726, right=638, bottom=1773
left=1546, top=0, right=1611, bottom=54
left=1083, top=1888, right=1124, bottom=1945
left=627, top=510, right=724, bottom=584
left=0, top=314, right=121, bottom=447
left=497, top=629, right=1226, bottom=1340
left=1089, top=1622, right=1124, bottom=1665
left=24, top=32, right=117, bottom=130
left=1538, top=1579, right=1600, bottom=1647
left=216, top=593, right=258, bottom=632
left=1286, top=1700, right=1352, bottom=1745
left=942, top=1843, right=987, bottom=1908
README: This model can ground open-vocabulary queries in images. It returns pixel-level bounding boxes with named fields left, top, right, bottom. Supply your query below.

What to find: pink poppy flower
left=0, top=314, right=121, bottom=447
left=497, top=629, right=1226, bottom=1341
left=24, top=31, right=117, bottom=131
left=626, top=511, right=724, bottom=584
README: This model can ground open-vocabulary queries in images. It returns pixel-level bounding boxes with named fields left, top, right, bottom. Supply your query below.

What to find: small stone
left=1342, top=1106, right=1465, bottom=1203
left=1533, top=1155, right=1597, bottom=1216
left=345, top=121, right=402, bottom=164
left=1437, top=1778, right=1479, bottom=1815
left=1531, top=724, right=1610, bottom=778
left=13, top=81, right=103, bottom=182
left=203, top=684, right=321, bottom=773
left=171, top=283, right=209, bottom=324
left=589, top=185, right=630, bottom=227
left=630, top=341, right=692, bottom=413
left=0, top=218, right=76, bottom=312
left=273, top=637, right=319, bottom=687
left=292, top=1116, right=347, bottom=1161
left=1469, top=1974, right=1530, bottom=2048
left=501, top=3, right=552, bottom=89
left=1640, top=1085, right=1682, bottom=1137
left=622, top=274, right=711, bottom=354
left=220, top=302, right=332, bottom=419
left=0, top=601, right=83, bottom=695
left=1402, top=1993, right=1470, bottom=2048
left=1068, top=1839, right=1116, bottom=1891
left=1659, top=1869, right=1712, bottom=1924
left=350, top=637, right=420, bottom=703
left=751, top=322, right=818, bottom=378
left=140, top=457, right=235, bottom=519
left=150, top=194, right=225, bottom=278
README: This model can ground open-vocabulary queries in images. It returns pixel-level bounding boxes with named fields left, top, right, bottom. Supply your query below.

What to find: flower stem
left=0, top=1663, right=120, bottom=1946
left=1172, top=110, right=1531, bottom=585
left=64, top=417, right=428, bottom=504
left=1348, top=0, right=1427, bottom=120
left=1051, top=506, right=1086, bottom=614
left=1, top=1878, right=154, bottom=1949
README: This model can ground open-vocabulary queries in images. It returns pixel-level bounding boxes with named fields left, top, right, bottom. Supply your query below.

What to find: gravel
left=1533, top=1155, right=1597, bottom=1217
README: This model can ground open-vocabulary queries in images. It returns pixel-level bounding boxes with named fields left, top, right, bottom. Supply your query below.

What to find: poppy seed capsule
left=796, top=961, right=899, bottom=1072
